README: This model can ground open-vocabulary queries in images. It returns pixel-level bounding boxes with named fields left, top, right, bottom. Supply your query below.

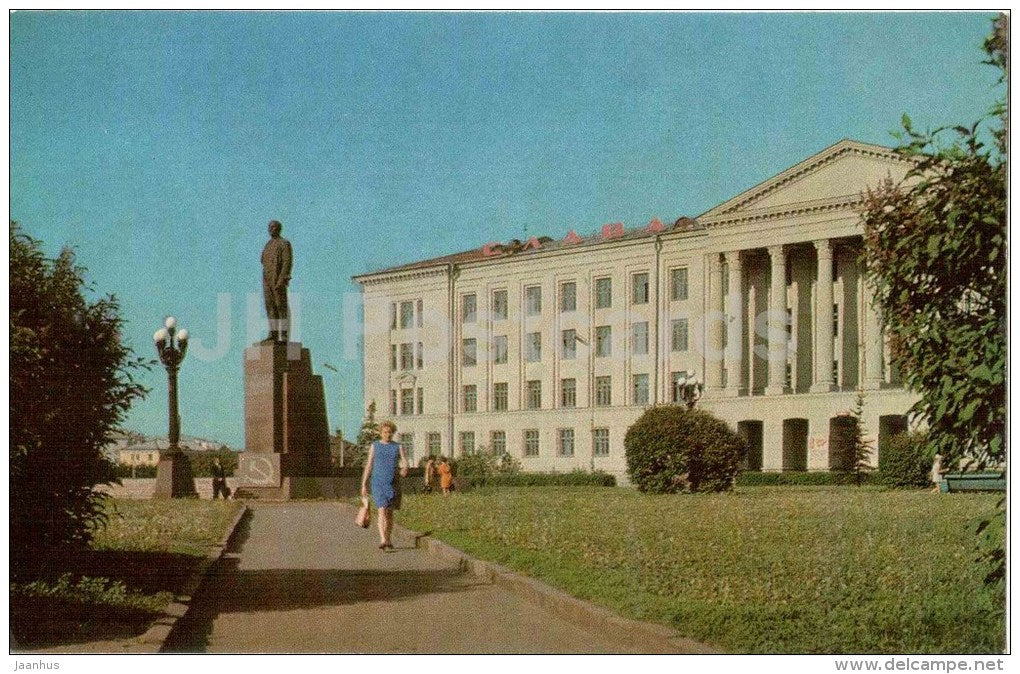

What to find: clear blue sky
left=10, top=11, right=1002, bottom=447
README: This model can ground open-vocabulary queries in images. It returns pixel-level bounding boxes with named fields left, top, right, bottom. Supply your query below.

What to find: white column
left=724, top=250, right=743, bottom=397
left=705, top=253, right=725, bottom=392
left=765, top=245, right=787, bottom=395
left=863, top=277, right=884, bottom=390
left=811, top=239, right=837, bottom=393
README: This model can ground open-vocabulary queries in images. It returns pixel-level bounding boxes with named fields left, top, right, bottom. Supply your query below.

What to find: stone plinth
left=152, top=449, right=198, bottom=498
left=238, top=341, right=332, bottom=499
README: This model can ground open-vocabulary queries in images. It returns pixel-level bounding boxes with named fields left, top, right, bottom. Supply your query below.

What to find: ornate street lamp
left=676, top=372, right=704, bottom=410
left=152, top=316, right=197, bottom=498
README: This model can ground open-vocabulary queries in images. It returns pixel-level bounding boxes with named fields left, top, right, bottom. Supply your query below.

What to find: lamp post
left=676, top=372, right=704, bottom=410
left=152, top=316, right=197, bottom=498
left=323, top=362, right=346, bottom=467
left=571, top=333, right=596, bottom=471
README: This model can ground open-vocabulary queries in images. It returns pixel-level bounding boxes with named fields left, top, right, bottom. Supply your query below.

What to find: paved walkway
left=164, top=501, right=642, bottom=654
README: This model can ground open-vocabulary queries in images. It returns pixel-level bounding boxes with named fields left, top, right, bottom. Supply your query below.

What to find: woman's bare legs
left=377, top=507, right=391, bottom=546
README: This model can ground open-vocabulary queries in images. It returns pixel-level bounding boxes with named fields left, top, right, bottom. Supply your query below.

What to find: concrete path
left=164, top=501, right=643, bottom=654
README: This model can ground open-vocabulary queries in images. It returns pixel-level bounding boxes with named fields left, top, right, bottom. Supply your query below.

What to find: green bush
left=112, top=464, right=158, bottom=479
left=735, top=471, right=879, bottom=486
left=463, top=470, right=616, bottom=488
left=878, top=431, right=934, bottom=488
left=625, top=406, right=745, bottom=493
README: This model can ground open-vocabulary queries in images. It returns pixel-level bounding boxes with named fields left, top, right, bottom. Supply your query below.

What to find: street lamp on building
left=152, top=316, right=197, bottom=498
left=676, top=372, right=704, bottom=410
left=323, top=362, right=347, bottom=467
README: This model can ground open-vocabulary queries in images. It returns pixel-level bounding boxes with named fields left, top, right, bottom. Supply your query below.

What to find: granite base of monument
left=237, top=341, right=337, bottom=499
left=153, top=449, right=198, bottom=498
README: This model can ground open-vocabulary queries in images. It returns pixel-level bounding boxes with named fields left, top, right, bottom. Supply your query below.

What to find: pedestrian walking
left=212, top=457, right=231, bottom=500
left=424, top=455, right=437, bottom=494
left=360, top=420, right=409, bottom=550
left=438, top=456, right=453, bottom=496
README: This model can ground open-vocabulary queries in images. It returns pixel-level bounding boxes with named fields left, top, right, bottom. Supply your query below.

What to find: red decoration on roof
left=601, top=222, right=624, bottom=239
left=522, top=237, right=542, bottom=251
left=645, top=217, right=664, bottom=233
left=563, top=230, right=582, bottom=244
left=481, top=242, right=504, bottom=256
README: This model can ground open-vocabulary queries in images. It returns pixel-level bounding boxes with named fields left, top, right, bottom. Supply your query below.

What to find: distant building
left=353, top=140, right=917, bottom=478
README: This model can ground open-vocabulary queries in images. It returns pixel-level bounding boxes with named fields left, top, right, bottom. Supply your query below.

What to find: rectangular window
left=671, top=318, right=689, bottom=352
left=427, top=432, right=441, bottom=456
left=833, top=303, right=840, bottom=337
left=416, top=299, right=423, bottom=327
left=526, top=332, right=542, bottom=362
left=595, top=376, right=612, bottom=407
left=595, top=326, right=612, bottom=357
left=459, top=431, right=475, bottom=456
left=390, top=389, right=397, bottom=416
left=524, top=429, right=539, bottom=457
left=671, top=267, right=689, bottom=301
left=400, top=301, right=414, bottom=329
left=593, top=428, right=610, bottom=457
left=390, top=303, right=397, bottom=330
left=562, top=329, right=577, bottom=359
left=416, top=387, right=424, bottom=415
left=632, top=373, right=649, bottom=405
left=632, top=321, right=649, bottom=355
left=493, top=290, right=508, bottom=320
left=632, top=272, right=649, bottom=304
left=462, top=293, right=477, bottom=323
left=398, top=433, right=414, bottom=463
left=492, top=335, right=508, bottom=364
left=595, top=277, right=612, bottom=309
left=671, top=371, right=689, bottom=404
left=491, top=431, right=506, bottom=455
left=561, top=378, right=576, bottom=408
left=526, top=380, right=542, bottom=410
left=558, top=429, right=575, bottom=457
left=400, top=343, right=414, bottom=370
left=526, top=286, right=542, bottom=316
left=416, top=342, right=424, bottom=369
left=400, top=388, right=414, bottom=415
left=462, top=385, right=477, bottom=412
left=493, top=382, right=508, bottom=411
left=390, top=344, right=397, bottom=371
left=560, top=281, right=576, bottom=312
left=462, top=338, right=477, bottom=367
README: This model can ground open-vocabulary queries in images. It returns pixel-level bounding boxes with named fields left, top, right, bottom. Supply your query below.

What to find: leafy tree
left=849, top=389, right=874, bottom=486
left=350, top=400, right=380, bottom=469
left=10, top=223, right=148, bottom=573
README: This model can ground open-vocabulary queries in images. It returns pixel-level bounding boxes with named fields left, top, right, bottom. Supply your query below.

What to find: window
left=524, top=429, right=539, bottom=457
left=560, top=281, right=576, bottom=312
left=562, top=329, right=577, bottom=359
left=416, top=387, right=424, bottom=414
left=462, top=293, right=477, bottom=323
left=493, top=290, right=508, bottom=320
left=595, top=326, right=612, bottom=357
left=833, top=303, right=840, bottom=337
left=633, top=374, right=649, bottom=405
left=390, top=389, right=397, bottom=415
left=400, top=388, right=414, bottom=415
left=671, top=267, right=689, bottom=301
left=400, top=301, right=414, bottom=329
left=491, top=431, right=506, bottom=455
left=463, top=385, right=477, bottom=413
left=390, top=344, right=397, bottom=371
left=593, top=428, right=610, bottom=457
left=526, top=332, right=542, bottom=362
left=632, top=272, right=649, bottom=304
left=558, top=429, right=575, bottom=457
left=462, top=338, right=477, bottom=367
left=428, top=432, right=441, bottom=456
left=492, top=335, right=508, bottom=364
left=493, top=382, right=508, bottom=411
left=595, top=277, right=612, bottom=309
left=390, top=303, right=397, bottom=330
left=561, top=378, right=576, bottom=408
left=595, top=376, right=612, bottom=407
left=400, top=343, right=414, bottom=370
left=671, top=371, right=689, bottom=403
left=416, top=299, right=423, bottom=327
left=459, top=431, right=475, bottom=456
left=398, top=433, right=414, bottom=463
left=672, top=318, right=689, bottom=352
left=526, top=286, right=542, bottom=316
left=416, top=342, right=423, bottom=369
left=632, top=322, right=649, bottom=355
left=526, top=380, right=542, bottom=409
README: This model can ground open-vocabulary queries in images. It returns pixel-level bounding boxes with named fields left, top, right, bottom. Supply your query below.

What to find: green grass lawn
left=11, top=498, right=242, bottom=649
left=398, top=486, right=1004, bottom=654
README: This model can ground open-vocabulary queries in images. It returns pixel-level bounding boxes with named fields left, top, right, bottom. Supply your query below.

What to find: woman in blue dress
left=360, top=420, right=409, bottom=550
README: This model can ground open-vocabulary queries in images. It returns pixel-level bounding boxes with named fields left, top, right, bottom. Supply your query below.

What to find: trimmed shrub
left=112, top=464, right=158, bottom=479
left=735, top=471, right=879, bottom=487
left=463, top=470, right=616, bottom=489
left=878, top=431, right=934, bottom=488
left=624, top=406, right=746, bottom=493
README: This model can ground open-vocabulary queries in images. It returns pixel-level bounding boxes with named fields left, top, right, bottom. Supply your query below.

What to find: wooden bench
left=939, top=472, right=1006, bottom=492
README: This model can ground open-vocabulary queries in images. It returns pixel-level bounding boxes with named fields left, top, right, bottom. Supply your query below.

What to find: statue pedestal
left=153, top=448, right=198, bottom=498
left=237, top=342, right=334, bottom=499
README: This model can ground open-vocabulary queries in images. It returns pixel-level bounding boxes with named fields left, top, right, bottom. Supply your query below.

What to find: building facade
left=353, top=140, right=918, bottom=477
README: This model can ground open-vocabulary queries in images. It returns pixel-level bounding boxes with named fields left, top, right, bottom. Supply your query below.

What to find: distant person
left=360, top=421, right=409, bottom=550
left=211, top=457, right=230, bottom=500
left=424, top=456, right=437, bottom=494
left=438, top=456, right=453, bottom=496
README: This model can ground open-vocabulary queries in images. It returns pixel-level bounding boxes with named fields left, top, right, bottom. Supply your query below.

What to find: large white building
left=353, top=140, right=918, bottom=477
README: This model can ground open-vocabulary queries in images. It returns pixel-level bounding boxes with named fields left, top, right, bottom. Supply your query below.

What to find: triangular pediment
left=700, top=139, right=914, bottom=219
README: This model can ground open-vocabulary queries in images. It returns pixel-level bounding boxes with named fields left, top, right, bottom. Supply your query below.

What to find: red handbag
left=355, top=496, right=371, bottom=528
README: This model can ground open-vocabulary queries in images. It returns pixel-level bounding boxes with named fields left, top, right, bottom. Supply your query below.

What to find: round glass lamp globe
left=177, top=328, right=189, bottom=342
left=154, top=328, right=169, bottom=343
left=164, top=316, right=177, bottom=330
